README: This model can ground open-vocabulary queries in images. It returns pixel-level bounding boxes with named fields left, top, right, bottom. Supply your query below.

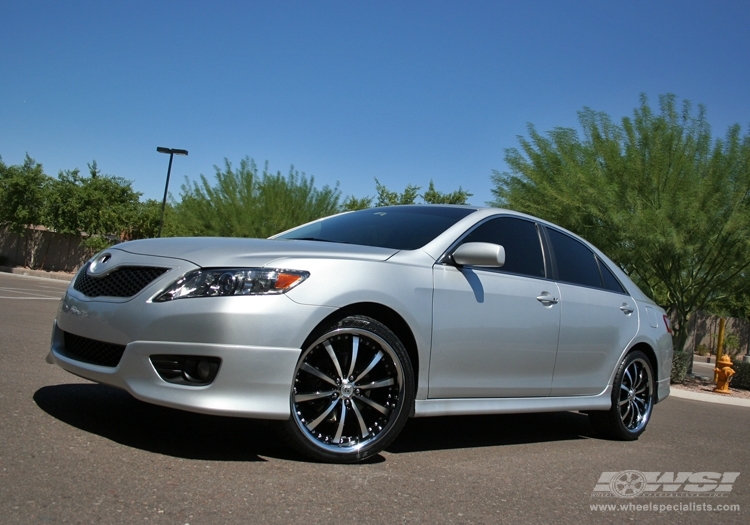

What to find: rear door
left=544, top=227, right=638, bottom=396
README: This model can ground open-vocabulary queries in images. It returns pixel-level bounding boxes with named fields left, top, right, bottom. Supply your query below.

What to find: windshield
left=275, top=206, right=476, bottom=250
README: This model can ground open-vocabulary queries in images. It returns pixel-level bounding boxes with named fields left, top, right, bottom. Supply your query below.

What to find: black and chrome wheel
left=589, top=350, right=654, bottom=440
left=283, top=315, right=414, bottom=463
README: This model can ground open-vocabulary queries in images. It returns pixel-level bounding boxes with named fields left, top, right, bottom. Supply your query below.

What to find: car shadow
left=35, top=383, right=595, bottom=462
left=388, top=411, right=593, bottom=454
left=33, top=383, right=297, bottom=462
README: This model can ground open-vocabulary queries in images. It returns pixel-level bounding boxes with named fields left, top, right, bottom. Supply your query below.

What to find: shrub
left=724, top=333, right=741, bottom=358
left=671, top=350, right=690, bottom=383
left=731, top=361, right=750, bottom=391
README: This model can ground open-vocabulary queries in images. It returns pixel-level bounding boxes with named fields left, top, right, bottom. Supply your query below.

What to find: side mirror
left=452, top=242, right=505, bottom=267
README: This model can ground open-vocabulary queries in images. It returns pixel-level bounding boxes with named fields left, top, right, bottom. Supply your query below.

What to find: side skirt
left=414, top=387, right=612, bottom=417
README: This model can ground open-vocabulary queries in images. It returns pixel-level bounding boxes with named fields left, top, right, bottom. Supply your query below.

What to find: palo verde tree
left=491, top=94, right=750, bottom=381
left=374, top=178, right=421, bottom=206
left=373, top=178, right=472, bottom=206
left=170, top=161, right=475, bottom=234
left=341, top=195, right=374, bottom=211
left=170, top=158, right=341, bottom=238
left=422, top=180, right=472, bottom=204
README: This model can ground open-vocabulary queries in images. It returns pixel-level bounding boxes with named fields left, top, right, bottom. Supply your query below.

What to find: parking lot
left=0, top=272, right=747, bottom=524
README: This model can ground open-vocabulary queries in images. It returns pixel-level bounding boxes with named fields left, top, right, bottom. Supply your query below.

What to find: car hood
left=114, top=237, right=399, bottom=268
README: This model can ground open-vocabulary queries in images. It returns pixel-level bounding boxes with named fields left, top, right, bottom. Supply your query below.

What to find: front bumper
left=49, top=251, right=337, bottom=419
left=49, top=321, right=301, bottom=419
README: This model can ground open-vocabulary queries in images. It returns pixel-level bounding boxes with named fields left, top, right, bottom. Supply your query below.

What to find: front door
left=429, top=216, right=561, bottom=398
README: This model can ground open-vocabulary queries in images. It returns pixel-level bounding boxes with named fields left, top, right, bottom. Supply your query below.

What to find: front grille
left=61, top=331, right=126, bottom=367
left=74, top=266, right=168, bottom=298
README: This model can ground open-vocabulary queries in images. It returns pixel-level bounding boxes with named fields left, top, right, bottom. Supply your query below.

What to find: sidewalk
left=672, top=354, right=750, bottom=407
left=0, top=266, right=75, bottom=282
left=669, top=386, right=750, bottom=408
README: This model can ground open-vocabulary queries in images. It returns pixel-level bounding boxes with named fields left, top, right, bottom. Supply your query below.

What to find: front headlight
left=153, top=268, right=309, bottom=302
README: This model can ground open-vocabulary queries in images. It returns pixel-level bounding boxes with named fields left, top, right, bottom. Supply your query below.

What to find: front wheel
left=588, top=350, right=654, bottom=440
left=282, top=315, right=415, bottom=463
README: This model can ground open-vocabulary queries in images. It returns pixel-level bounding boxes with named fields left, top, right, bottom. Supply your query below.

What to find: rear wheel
left=283, top=315, right=414, bottom=463
left=589, top=350, right=654, bottom=440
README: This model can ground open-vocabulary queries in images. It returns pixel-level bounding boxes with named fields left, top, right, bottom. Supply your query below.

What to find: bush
left=697, top=344, right=710, bottom=356
left=732, top=361, right=750, bottom=391
left=671, top=350, right=690, bottom=383
left=724, top=333, right=741, bottom=358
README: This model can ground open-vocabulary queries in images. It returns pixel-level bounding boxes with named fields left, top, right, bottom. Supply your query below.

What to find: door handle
left=536, top=292, right=559, bottom=305
left=620, top=303, right=634, bottom=314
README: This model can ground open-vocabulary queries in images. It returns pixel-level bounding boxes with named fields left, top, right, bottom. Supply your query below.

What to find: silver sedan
left=48, top=205, right=672, bottom=463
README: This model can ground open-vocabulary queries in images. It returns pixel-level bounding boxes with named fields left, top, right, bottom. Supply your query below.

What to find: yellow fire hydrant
left=713, top=354, right=735, bottom=394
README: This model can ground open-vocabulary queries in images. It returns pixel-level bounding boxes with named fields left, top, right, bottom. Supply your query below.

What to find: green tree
left=422, top=180, right=472, bottom=204
left=375, top=178, right=420, bottom=206
left=714, top=270, right=750, bottom=360
left=126, top=199, right=164, bottom=240
left=491, top=94, right=750, bottom=381
left=45, top=162, right=142, bottom=251
left=170, top=158, right=341, bottom=238
left=0, top=154, right=49, bottom=233
left=372, top=178, right=472, bottom=206
left=341, top=195, right=374, bottom=211
left=0, top=155, right=51, bottom=267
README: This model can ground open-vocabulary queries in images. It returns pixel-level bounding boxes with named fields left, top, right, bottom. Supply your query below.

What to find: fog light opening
left=150, top=355, right=221, bottom=386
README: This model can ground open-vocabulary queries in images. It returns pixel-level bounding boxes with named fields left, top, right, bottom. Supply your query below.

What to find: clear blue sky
left=2, top=1, right=749, bottom=207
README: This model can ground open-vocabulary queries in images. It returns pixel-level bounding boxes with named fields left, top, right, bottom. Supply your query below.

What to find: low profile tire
left=589, top=350, right=654, bottom=440
left=283, top=315, right=415, bottom=463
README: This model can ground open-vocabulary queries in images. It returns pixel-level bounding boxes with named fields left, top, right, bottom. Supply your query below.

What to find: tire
left=588, top=350, right=654, bottom=440
left=282, top=315, right=415, bottom=463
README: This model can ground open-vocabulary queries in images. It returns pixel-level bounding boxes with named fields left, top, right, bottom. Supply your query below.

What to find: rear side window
left=461, top=217, right=545, bottom=278
left=597, top=257, right=627, bottom=294
left=547, top=228, right=601, bottom=288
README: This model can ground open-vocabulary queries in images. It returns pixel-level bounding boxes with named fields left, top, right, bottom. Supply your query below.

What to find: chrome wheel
left=285, top=316, right=413, bottom=462
left=617, top=357, right=653, bottom=433
left=588, top=350, right=654, bottom=440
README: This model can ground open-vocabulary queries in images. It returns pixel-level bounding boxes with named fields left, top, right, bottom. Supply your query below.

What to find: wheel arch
left=301, top=302, right=420, bottom=394
left=627, top=342, right=658, bottom=382
left=588, top=341, right=658, bottom=440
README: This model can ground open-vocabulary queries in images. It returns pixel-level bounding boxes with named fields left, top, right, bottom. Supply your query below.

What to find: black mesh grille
left=61, top=331, right=126, bottom=368
left=74, top=266, right=168, bottom=298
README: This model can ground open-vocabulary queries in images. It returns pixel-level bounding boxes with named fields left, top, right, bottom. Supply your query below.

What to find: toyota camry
left=48, top=205, right=672, bottom=463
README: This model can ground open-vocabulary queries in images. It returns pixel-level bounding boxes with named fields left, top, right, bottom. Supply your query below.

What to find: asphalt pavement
left=0, top=272, right=747, bottom=524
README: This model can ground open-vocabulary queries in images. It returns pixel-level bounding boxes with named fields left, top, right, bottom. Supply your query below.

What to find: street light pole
left=156, top=147, right=188, bottom=237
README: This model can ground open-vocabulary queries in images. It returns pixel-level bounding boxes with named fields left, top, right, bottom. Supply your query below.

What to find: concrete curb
left=669, top=387, right=750, bottom=408
left=0, top=266, right=75, bottom=282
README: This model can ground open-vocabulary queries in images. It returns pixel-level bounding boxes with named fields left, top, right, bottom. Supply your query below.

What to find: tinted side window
left=547, top=228, right=601, bottom=288
left=461, top=217, right=545, bottom=278
left=597, top=257, right=627, bottom=294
